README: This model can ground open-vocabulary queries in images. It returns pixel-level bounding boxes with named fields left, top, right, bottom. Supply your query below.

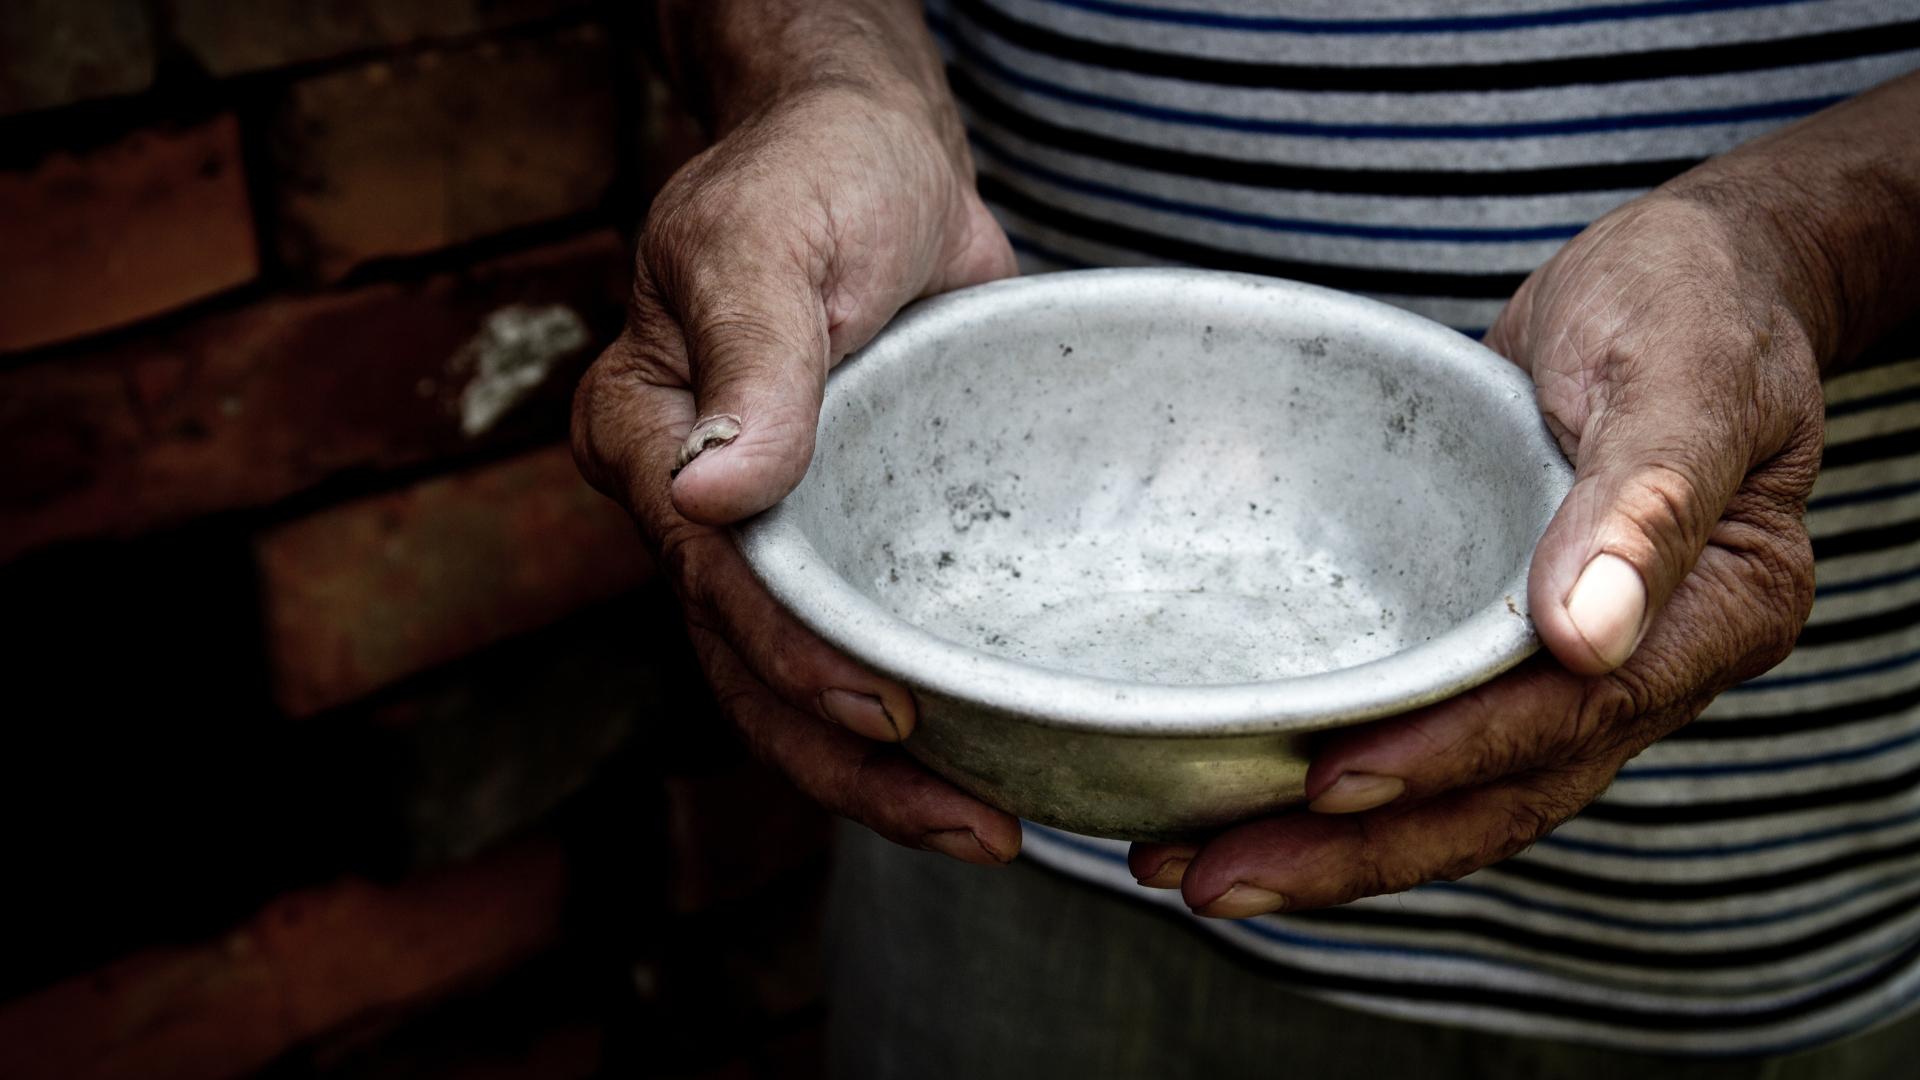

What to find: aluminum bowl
left=737, top=268, right=1572, bottom=841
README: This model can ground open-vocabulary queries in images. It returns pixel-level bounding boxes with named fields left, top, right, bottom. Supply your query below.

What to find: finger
left=574, top=283, right=919, bottom=744
left=1480, top=275, right=1535, bottom=370
left=644, top=211, right=834, bottom=526
left=675, top=528, right=917, bottom=742
left=571, top=280, right=699, bottom=538
left=1527, top=357, right=1781, bottom=676
left=926, top=192, right=1019, bottom=298
left=1127, top=843, right=1200, bottom=889
left=1182, top=769, right=1608, bottom=916
left=691, top=624, right=1021, bottom=864
left=650, top=183, right=1017, bottom=526
left=1301, top=657, right=1591, bottom=815
left=1304, top=527, right=1808, bottom=816
left=819, top=192, right=1016, bottom=353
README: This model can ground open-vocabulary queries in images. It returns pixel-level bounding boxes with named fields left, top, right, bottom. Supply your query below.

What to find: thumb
left=1528, top=384, right=1751, bottom=676
left=663, top=197, right=1017, bottom=526
left=659, top=236, right=836, bottom=526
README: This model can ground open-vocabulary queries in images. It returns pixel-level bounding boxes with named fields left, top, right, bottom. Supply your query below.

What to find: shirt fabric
left=929, top=0, right=1920, bottom=1056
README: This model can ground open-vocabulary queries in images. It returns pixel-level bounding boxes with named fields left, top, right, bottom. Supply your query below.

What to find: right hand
left=572, top=76, right=1022, bottom=864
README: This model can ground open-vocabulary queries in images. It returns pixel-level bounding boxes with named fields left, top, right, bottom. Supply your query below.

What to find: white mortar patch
left=452, top=304, right=591, bottom=437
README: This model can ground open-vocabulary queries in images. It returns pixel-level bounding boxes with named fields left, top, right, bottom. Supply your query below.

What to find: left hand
left=1129, top=190, right=1827, bottom=917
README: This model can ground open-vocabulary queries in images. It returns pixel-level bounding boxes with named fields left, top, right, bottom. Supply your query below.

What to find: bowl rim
left=735, top=268, right=1573, bottom=737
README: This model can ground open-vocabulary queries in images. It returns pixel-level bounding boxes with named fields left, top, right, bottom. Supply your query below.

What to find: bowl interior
left=775, top=272, right=1560, bottom=690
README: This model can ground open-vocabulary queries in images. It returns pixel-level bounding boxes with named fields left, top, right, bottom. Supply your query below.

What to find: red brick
left=0, top=114, right=256, bottom=352
left=0, top=837, right=568, bottom=1080
left=256, top=444, right=653, bottom=717
left=664, top=764, right=832, bottom=914
left=165, top=0, right=590, bottom=77
left=271, top=28, right=620, bottom=281
left=0, top=230, right=630, bottom=564
left=0, top=0, right=155, bottom=115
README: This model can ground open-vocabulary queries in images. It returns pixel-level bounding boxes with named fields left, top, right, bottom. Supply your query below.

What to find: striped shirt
left=929, top=0, right=1920, bottom=1056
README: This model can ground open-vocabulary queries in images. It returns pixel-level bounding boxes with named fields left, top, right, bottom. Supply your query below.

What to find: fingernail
left=1565, top=552, right=1647, bottom=669
left=1135, top=857, right=1190, bottom=889
left=1198, top=884, right=1288, bottom=919
left=1308, top=773, right=1405, bottom=814
left=921, top=829, right=1007, bottom=866
left=819, top=688, right=901, bottom=741
left=670, top=413, right=742, bottom=478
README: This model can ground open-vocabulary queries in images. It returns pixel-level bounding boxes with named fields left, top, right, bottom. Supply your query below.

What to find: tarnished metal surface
left=739, top=269, right=1572, bottom=840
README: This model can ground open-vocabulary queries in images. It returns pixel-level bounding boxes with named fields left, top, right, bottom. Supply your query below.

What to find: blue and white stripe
left=939, top=0, right=1920, bottom=1055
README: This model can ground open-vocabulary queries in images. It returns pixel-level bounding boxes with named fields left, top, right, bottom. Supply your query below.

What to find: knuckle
left=759, top=635, right=809, bottom=696
left=642, top=168, right=807, bottom=305
left=1752, top=452, right=1821, bottom=511
left=712, top=680, right=761, bottom=736
left=566, top=332, right=691, bottom=524
left=1426, top=669, right=1609, bottom=789
left=624, top=303, right=689, bottom=381
left=825, top=743, right=903, bottom=831
left=1474, top=779, right=1594, bottom=873
left=688, top=634, right=768, bottom=745
left=1696, top=505, right=1815, bottom=679
left=1390, top=686, right=1519, bottom=785
left=1751, top=534, right=1816, bottom=666
left=1576, top=674, right=1646, bottom=750
left=1588, top=652, right=1701, bottom=756
left=568, top=359, right=616, bottom=493
left=568, top=350, right=650, bottom=505
left=640, top=166, right=724, bottom=277
left=1737, top=399, right=1823, bottom=513
left=1459, top=724, right=1528, bottom=789
left=679, top=601, right=725, bottom=643
left=1615, top=460, right=1715, bottom=570
left=672, top=533, right=816, bottom=705
left=1778, top=385, right=1827, bottom=482
left=1732, top=525, right=1816, bottom=674
left=639, top=215, right=702, bottom=300
left=1488, top=800, right=1559, bottom=861
left=1345, top=820, right=1406, bottom=898
left=666, top=530, right=725, bottom=617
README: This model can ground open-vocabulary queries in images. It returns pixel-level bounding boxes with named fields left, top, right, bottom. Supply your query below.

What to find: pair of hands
left=573, top=77, right=1827, bottom=913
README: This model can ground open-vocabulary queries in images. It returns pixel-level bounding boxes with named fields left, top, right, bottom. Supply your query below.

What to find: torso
left=937, top=0, right=1920, bottom=1053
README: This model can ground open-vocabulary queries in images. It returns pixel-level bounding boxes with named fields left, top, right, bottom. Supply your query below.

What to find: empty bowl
left=737, top=268, right=1572, bottom=841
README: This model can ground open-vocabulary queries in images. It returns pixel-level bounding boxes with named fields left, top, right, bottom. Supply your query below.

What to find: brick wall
left=0, top=4, right=830, bottom=1077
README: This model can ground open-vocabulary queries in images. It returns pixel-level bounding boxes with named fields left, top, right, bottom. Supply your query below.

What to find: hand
left=1130, top=191, right=1827, bottom=915
left=572, top=68, right=1022, bottom=864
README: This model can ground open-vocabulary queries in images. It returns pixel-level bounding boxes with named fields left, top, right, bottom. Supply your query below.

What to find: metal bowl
left=738, top=268, right=1571, bottom=841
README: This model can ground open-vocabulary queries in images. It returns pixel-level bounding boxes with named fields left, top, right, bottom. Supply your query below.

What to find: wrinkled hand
left=572, top=78, right=1022, bottom=864
left=1132, top=192, right=1827, bottom=916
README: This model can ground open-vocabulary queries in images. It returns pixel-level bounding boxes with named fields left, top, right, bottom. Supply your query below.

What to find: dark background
left=0, top=2, right=831, bottom=1076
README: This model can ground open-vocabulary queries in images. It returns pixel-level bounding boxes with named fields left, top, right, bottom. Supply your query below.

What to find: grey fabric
left=824, top=823, right=1919, bottom=1079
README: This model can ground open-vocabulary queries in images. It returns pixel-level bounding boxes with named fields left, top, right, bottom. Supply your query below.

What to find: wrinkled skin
left=1131, top=194, right=1825, bottom=915
left=572, top=82, right=1024, bottom=866
left=575, top=82, right=1832, bottom=899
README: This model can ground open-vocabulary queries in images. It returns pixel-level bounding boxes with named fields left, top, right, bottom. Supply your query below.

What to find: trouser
left=824, top=823, right=1917, bottom=1079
